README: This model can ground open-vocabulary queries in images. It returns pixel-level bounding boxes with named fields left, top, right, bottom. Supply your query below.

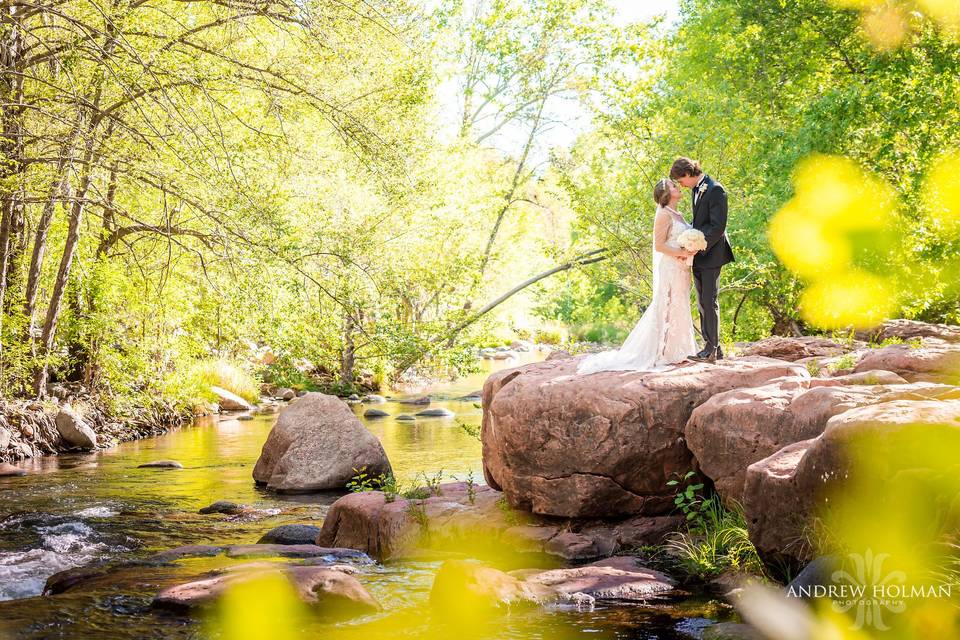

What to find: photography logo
left=787, top=549, right=952, bottom=630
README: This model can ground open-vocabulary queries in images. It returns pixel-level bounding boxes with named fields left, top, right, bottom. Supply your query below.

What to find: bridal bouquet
left=677, top=228, right=707, bottom=266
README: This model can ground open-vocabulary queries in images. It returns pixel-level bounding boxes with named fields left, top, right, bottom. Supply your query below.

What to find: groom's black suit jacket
left=691, top=175, right=735, bottom=270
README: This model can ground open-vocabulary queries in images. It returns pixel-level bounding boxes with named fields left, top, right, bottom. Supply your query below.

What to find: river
left=0, top=352, right=732, bottom=639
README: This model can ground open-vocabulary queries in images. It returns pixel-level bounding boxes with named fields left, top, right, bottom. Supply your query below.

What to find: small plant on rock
left=381, top=474, right=402, bottom=503
left=346, top=466, right=377, bottom=493
left=418, top=469, right=444, bottom=496
left=667, top=470, right=710, bottom=529
left=806, top=359, right=823, bottom=377
left=496, top=495, right=521, bottom=526
left=828, top=353, right=857, bottom=373
left=407, top=499, right=429, bottom=534
left=465, top=470, right=477, bottom=504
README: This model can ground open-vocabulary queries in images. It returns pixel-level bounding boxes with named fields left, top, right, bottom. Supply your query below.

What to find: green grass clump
left=165, top=359, right=261, bottom=409
left=666, top=496, right=765, bottom=579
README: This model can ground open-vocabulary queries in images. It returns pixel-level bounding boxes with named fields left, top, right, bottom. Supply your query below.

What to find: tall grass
left=666, top=496, right=765, bottom=579
left=164, top=359, right=261, bottom=409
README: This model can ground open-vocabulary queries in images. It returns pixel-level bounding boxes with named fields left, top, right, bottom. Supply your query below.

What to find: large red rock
left=253, top=392, right=392, bottom=492
left=686, top=379, right=960, bottom=504
left=736, top=336, right=857, bottom=362
left=853, top=341, right=960, bottom=384
left=743, top=399, right=960, bottom=564
left=481, top=356, right=808, bottom=518
left=855, top=319, right=960, bottom=344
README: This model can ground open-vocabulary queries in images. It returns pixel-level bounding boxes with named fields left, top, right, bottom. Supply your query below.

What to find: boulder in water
left=363, top=408, right=389, bottom=418
left=416, top=408, right=455, bottom=418
left=198, top=501, right=246, bottom=515
left=521, top=556, right=676, bottom=603
left=138, top=460, right=183, bottom=469
left=253, top=392, right=392, bottom=493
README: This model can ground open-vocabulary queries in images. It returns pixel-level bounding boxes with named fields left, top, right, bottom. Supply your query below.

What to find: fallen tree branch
left=395, top=248, right=611, bottom=373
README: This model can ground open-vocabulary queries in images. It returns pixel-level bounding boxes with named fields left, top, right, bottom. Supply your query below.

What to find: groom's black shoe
left=716, top=346, right=724, bottom=361
left=689, top=347, right=717, bottom=363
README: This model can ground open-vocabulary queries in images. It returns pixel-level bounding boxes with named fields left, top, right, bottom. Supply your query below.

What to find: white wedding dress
left=578, top=206, right=697, bottom=374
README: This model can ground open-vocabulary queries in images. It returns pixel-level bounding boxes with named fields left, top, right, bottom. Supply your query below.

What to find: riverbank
left=0, top=393, right=190, bottom=464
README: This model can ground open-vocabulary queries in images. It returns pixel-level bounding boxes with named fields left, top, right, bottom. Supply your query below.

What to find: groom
left=670, top=157, right=735, bottom=363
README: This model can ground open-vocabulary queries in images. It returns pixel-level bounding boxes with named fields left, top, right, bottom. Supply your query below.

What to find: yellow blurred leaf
left=209, top=572, right=307, bottom=640
left=800, top=270, right=897, bottom=329
left=862, top=5, right=910, bottom=50
left=917, top=0, right=960, bottom=28
left=923, top=149, right=960, bottom=236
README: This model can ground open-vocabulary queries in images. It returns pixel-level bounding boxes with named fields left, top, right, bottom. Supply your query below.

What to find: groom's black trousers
left=693, top=267, right=722, bottom=351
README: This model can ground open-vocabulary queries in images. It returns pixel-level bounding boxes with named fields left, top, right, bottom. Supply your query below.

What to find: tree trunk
left=24, top=152, right=73, bottom=340
left=32, top=132, right=100, bottom=395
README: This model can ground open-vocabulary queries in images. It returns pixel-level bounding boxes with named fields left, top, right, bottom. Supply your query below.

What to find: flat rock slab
left=363, top=409, right=390, bottom=418
left=521, top=556, right=676, bottom=602
left=146, top=544, right=369, bottom=564
left=416, top=408, right=455, bottom=417
left=257, top=524, right=323, bottom=546
left=253, top=392, right=392, bottom=493
left=153, top=564, right=380, bottom=614
left=138, top=460, right=184, bottom=469
left=737, top=336, right=857, bottom=361
left=0, top=462, right=27, bottom=477
left=147, top=545, right=227, bottom=563
left=430, top=560, right=554, bottom=612
left=397, top=396, right=431, bottom=405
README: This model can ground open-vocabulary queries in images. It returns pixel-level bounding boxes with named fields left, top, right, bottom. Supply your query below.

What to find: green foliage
left=346, top=467, right=388, bottom=494
left=458, top=421, right=481, bottom=442
left=667, top=471, right=710, bottom=527
left=665, top=496, right=765, bottom=579
left=665, top=471, right=764, bottom=579
left=417, top=470, right=445, bottom=497
left=828, top=354, right=858, bottom=373
left=535, top=0, right=960, bottom=339
left=806, top=360, right=824, bottom=377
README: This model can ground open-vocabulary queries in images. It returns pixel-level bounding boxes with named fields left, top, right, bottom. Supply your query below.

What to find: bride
left=578, top=178, right=698, bottom=374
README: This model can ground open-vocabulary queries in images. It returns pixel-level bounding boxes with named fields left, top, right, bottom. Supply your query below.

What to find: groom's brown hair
left=669, top=157, right=702, bottom=179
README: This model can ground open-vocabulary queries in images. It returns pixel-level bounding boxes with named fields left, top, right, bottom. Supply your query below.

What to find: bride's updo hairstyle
left=653, top=178, right=673, bottom=207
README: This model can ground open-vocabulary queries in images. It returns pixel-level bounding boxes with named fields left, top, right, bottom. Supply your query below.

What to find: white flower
left=677, top=228, right=707, bottom=252
left=697, top=182, right=708, bottom=195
